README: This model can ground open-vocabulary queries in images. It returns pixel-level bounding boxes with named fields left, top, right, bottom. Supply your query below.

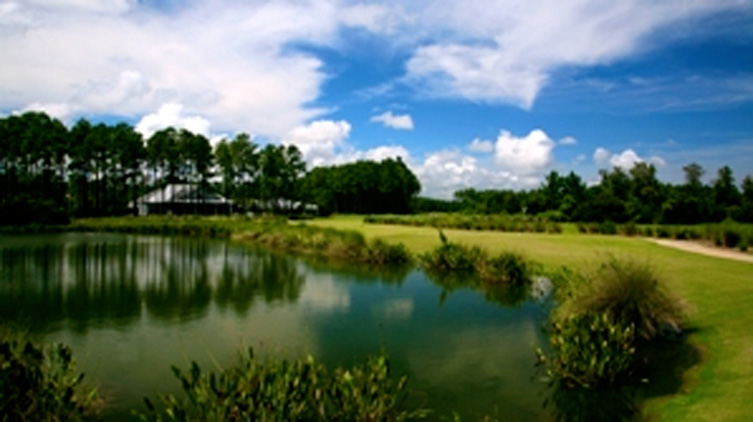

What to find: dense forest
left=0, top=111, right=421, bottom=224
left=1, top=111, right=751, bottom=225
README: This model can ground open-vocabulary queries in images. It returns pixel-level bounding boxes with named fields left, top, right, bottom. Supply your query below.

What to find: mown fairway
left=307, top=215, right=753, bottom=421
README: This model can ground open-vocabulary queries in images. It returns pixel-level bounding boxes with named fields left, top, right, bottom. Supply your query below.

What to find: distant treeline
left=414, top=164, right=753, bottom=224
left=2, top=111, right=751, bottom=226
left=0, top=111, right=421, bottom=224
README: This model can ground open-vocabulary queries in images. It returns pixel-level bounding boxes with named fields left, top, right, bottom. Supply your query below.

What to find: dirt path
left=648, top=238, right=753, bottom=264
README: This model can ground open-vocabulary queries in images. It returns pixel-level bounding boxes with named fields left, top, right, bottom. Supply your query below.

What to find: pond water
left=0, top=233, right=557, bottom=421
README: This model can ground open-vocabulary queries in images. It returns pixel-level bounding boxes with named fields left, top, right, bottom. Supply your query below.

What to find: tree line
left=0, top=111, right=422, bottom=224
left=433, top=163, right=753, bottom=224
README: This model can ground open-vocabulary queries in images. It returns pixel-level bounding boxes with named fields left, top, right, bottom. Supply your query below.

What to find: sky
left=1, top=0, right=752, bottom=198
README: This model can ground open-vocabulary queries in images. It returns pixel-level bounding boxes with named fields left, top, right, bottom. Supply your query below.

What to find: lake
left=0, top=233, right=555, bottom=421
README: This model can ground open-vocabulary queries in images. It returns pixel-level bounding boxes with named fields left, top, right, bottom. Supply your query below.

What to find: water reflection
left=429, top=273, right=532, bottom=308
left=0, top=234, right=697, bottom=422
left=545, top=383, right=638, bottom=422
left=0, top=235, right=306, bottom=331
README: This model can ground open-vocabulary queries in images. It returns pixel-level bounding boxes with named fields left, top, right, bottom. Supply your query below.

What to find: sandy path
left=648, top=238, right=753, bottom=264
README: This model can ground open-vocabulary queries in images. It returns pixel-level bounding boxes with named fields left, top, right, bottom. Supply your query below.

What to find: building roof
left=135, top=184, right=231, bottom=205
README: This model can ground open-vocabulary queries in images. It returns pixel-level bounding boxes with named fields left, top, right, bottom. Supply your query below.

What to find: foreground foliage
left=0, top=328, right=101, bottom=422
left=138, top=348, right=426, bottom=422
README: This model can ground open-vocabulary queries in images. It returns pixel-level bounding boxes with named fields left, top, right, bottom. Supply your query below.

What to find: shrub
left=619, top=221, right=639, bottom=237
left=539, top=257, right=688, bottom=389
left=138, top=348, right=426, bottom=422
left=0, top=329, right=101, bottom=421
left=598, top=221, right=617, bottom=235
left=420, top=233, right=483, bottom=274
left=656, top=227, right=671, bottom=238
left=365, top=239, right=413, bottom=266
left=537, top=312, right=636, bottom=388
left=565, top=257, right=685, bottom=342
left=723, top=227, right=741, bottom=248
left=479, top=252, right=531, bottom=286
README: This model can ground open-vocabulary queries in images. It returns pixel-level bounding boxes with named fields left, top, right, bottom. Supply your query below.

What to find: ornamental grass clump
left=138, top=348, right=426, bottom=422
left=569, top=257, right=686, bottom=342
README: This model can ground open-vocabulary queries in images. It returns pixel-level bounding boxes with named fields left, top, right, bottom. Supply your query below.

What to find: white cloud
left=610, top=149, right=643, bottom=169
left=370, top=111, right=414, bottom=130
left=594, top=147, right=611, bottom=167
left=21, top=102, right=74, bottom=122
left=402, top=0, right=743, bottom=107
left=412, top=149, right=541, bottom=198
left=283, top=120, right=352, bottom=167
left=594, top=147, right=667, bottom=170
left=363, top=145, right=411, bottom=162
left=0, top=0, right=341, bottom=137
left=135, top=103, right=211, bottom=139
left=283, top=121, right=560, bottom=197
left=339, top=3, right=406, bottom=35
left=467, top=138, right=494, bottom=153
left=559, top=136, right=577, bottom=146
left=494, top=129, right=556, bottom=175
left=2, top=0, right=748, bottom=135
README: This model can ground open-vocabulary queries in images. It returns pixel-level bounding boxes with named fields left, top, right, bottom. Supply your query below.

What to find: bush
left=598, top=221, right=617, bottom=235
left=619, top=221, right=639, bottom=237
left=0, top=329, right=101, bottom=421
left=537, top=312, right=636, bottom=388
left=420, top=232, right=483, bottom=274
left=564, top=257, right=685, bottom=342
left=723, top=227, right=741, bottom=248
left=138, top=348, right=426, bottom=422
left=365, top=239, right=413, bottom=266
left=479, top=252, right=531, bottom=286
left=539, top=257, right=688, bottom=389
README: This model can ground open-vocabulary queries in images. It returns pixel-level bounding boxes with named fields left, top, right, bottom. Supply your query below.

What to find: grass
left=307, top=215, right=753, bottom=422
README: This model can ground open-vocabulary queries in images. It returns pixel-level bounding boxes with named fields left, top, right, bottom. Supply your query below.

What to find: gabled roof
left=136, top=184, right=231, bottom=205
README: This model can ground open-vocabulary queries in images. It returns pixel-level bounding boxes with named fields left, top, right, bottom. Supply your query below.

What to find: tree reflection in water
left=0, top=234, right=307, bottom=331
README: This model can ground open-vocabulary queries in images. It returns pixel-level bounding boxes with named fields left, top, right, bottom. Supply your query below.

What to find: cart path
left=648, top=238, right=753, bottom=264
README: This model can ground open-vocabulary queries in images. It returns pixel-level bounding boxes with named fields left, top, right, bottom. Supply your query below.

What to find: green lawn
left=306, top=215, right=753, bottom=421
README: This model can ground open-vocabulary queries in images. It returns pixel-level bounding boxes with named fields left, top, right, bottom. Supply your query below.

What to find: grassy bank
left=308, top=215, right=753, bottom=422
left=68, top=216, right=413, bottom=267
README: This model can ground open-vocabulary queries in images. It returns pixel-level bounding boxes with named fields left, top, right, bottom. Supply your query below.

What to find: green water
left=0, top=233, right=554, bottom=421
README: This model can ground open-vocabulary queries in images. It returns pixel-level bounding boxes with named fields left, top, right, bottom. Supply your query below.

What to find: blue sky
left=1, top=0, right=752, bottom=197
